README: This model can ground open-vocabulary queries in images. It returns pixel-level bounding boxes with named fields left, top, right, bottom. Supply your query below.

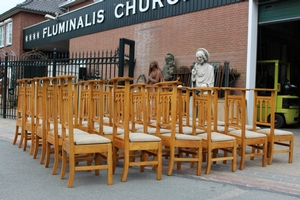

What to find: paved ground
left=0, top=117, right=300, bottom=199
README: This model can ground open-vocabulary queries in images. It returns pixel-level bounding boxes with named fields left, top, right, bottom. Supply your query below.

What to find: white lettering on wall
left=139, top=0, right=149, bottom=12
left=126, top=0, right=136, bottom=16
left=167, top=0, right=179, bottom=5
left=152, top=0, right=164, bottom=9
left=115, top=3, right=124, bottom=19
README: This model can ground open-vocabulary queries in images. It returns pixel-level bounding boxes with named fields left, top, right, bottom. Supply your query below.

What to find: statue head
left=148, top=60, right=159, bottom=75
left=196, top=48, right=210, bottom=63
left=165, top=53, right=175, bottom=65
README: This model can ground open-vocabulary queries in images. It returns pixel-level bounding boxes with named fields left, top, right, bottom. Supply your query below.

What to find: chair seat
left=179, top=126, right=205, bottom=135
left=129, top=123, right=144, bottom=131
left=212, top=126, right=236, bottom=132
left=74, top=133, right=111, bottom=145
left=118, top=132, right=161, bottom=142
left=139, top=127, right=170, bottom=134
left=245, top=124, right=261, bottom=130
left=197, top=132, right=236, bottom=142
left=229, top=129, right=266, bottom=139
left=162, top=133, right=202, bottom=141
left=94, top=125, right=124, bottom=135
left=257, top=128, right=293, bottom=136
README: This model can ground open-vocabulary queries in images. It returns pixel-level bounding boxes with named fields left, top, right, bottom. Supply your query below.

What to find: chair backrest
left=222, top=87, right=247, bottom=139
left=130, top=83, right=147, bottom=132
left=191, top=87, right=216, bottom=138
left=24, top=78, right=35, bottom=125
left=154, top=81, right=179, bottom=137
left=109, top=77, right=134, bottom=141
left=89, top=80, right=106, bottom=134
left=43, top=77, right=59, bottom=137
left=56, top=76, right=77, bottom=143
left=34, top=78, right=45, bottom=131
left=252, top=88, right=276, bottom=131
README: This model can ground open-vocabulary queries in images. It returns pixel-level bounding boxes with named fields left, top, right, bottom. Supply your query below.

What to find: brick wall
left=70, top=1, right=249, bottom=88
left=1, top=12, right=45, bottom=57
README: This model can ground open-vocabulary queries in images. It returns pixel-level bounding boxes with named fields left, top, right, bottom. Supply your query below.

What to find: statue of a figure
left=191, top=48, right=214, bottom=87
left=147, top=61, right=164, bottom=85
left=162, top=53, right=176, bottom=81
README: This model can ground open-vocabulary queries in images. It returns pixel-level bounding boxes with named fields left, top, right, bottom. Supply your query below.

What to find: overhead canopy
left=259, top=0, right=300, bottom=24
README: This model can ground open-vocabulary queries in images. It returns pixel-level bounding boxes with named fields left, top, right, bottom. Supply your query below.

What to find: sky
left=0, top=0, right=25, bottom=15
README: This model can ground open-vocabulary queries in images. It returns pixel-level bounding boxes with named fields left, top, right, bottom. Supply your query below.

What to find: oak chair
left=32, top=78, right=47, bottom=164
left=58, top=76, right=113, bottom=188
left=253, top=88, right=294, bottom=165
left=222, top=87, right=267, bottom=170
left=154, top=81, right=202, bottom=176
left=13, top=79, right=28, bottom=147
left=13, top=78, right=36, bottom=154
left=192, top=87, right=237, bottom=174
left=110, top=77, right=162, bottom=182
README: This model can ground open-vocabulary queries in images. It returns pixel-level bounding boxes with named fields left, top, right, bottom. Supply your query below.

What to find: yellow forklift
left=256, top=60, right=299, bottom=128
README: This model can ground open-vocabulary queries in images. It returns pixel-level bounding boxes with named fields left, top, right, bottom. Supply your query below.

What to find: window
left=0, top=25, right=4, bottom=48
left=6, top=22, right=12, bottom=46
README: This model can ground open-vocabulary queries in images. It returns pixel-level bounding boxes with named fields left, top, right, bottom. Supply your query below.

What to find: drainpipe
left=246, top=0, right=259, bottom=125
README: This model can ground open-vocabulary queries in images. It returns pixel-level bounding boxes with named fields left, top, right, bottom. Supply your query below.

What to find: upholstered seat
left=229, top=129, right=267, bottom=139
left=198, top=132, right=236, bottom=142
left=162, top=133, right=202, bottom=141
left=257, top=128, right=293, bottom=136
left=118, top=132, right=161, bottom=142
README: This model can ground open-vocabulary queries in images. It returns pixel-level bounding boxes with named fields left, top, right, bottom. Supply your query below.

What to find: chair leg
left=205, top=149, right=212, bottom=174
left=23, top=130, right=28, bottom=152
left=52, top=144, right=59, bottom=175
left=60, top=149, right=67, bottom=180
left=176, top=148, right=183, bottom=171
left=196, top=146, right=202, bottom=176
left=67, top=153, right=75, bottom=188
left=33, top=135, right=39, bottom=159
left=29, top=131, right=35, bottom=155
left=45, top=142, right=51, bottom=168
left=121, top=150, right=130, bottom=182
left=39, top=138, right=46, bottom=164
left=107, top=146, right=113, bottom=185
left=13, top=125, right=20, bottom=145
left=232, top=144, right=237, bottom=172
left=167, top=147, right=175, bottom=176
left=239, top=146, right=246, bottom=170
left=267, top=142, right=274, bottom=165
left=113, top=146, right=118, bottom=174
left=288, top=138, right=294, bottom=163
left=262, top=141, right=267, bottom=167
left=156, top=145, right=162, bottom=180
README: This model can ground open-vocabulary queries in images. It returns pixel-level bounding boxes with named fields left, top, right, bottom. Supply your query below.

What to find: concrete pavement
left=0, top=117, right=300, bottom=199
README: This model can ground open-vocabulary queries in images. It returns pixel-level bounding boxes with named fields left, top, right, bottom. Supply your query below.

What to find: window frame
left=0, top=25, right=4, bottom=48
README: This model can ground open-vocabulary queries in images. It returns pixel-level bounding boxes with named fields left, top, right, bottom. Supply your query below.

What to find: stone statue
left=162, top=53, right=176, bottom=81
left=191, top=48, right=214, bottom=88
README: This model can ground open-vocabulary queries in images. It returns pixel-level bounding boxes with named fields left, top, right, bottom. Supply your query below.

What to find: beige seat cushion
left=74, top=133, right=111, bottom=145
left=229, top=129, right=266, bottom=139
left=139, top=127, right=171, bottom=134
left=162, top=133, right=202, bottom=141
left=212, top=126, right=236, bottom=132
left=118, top=132, right=161, bottom=142
left=178, top=126, right=205, bottom=135
left=257, top=128, right=293, bottom=136
left=197, top=132, right=236, bottom=142
left=94, top=125, right=124, bottom=135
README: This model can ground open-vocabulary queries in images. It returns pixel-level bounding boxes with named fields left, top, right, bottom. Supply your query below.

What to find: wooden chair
left=32, top=78, right=47, bottom=164
left=57, top=76, right=113, bottom=188
left=154, top=81, right=202, bottom=176
left=222, top=87, right=267, bottom=170
left=110, top=77, right=162, bottom=182
left=13, top=78, right=36, bottom=154
left=192, top=87, right=237, bottom=174
left=253, top=88, right=294, bottom=165
left=44, top=77, right=61, bottom=174
left=13, top=79, right=28, bottom=147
